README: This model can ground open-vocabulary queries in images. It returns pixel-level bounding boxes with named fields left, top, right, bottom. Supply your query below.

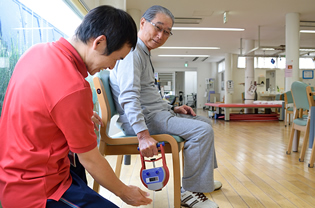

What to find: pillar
left=100, top=0, right=126, bottom=10
left=244, top=39, right=255, bottom=113
left=285, top=13, right=300, bottom=91
left=127, top=8, right=141, bottom=31
left=224, top=53, right=233, bottom=104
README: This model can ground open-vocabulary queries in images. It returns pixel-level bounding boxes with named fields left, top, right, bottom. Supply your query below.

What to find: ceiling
left=81, top=0, right=315, bottom=63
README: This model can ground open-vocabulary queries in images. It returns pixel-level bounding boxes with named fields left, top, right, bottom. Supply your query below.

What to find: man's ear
left=139, top=17, right=146, bottom=30
left=92, top=35, right=107, bottom=51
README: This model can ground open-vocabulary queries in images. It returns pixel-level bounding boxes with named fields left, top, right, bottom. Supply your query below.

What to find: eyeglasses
left=146, top=20, right=173, bottom=37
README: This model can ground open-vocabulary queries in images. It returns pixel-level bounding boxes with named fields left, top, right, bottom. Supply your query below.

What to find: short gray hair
left=142, top=5, right=174, bottom=26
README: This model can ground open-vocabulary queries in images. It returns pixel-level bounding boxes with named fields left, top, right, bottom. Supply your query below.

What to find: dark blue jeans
left=46, top=170, right=118, bottom=208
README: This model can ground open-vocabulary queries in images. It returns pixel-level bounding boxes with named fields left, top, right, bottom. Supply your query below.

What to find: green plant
left=0, top=38, right=21, bottom=116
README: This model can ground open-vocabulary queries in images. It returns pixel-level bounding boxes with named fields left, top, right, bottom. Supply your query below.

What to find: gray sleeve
left=115, top=51, right=148, bottom=134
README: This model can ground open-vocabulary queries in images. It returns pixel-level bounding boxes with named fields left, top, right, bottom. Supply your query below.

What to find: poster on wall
left=247, top=83, right=257, bottom=95
left=302, top=70, right=314, bottom=79
left=285, top=60, right=293, bottom=77
left=226, top=80, right=234, bottom=93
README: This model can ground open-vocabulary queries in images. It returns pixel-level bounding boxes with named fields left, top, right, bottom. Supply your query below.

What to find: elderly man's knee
left=198, top=122, right=214, bottom=137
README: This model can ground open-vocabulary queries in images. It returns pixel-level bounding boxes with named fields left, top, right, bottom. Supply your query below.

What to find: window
left=237, top=56, right=246, bottom=68
left=0, top=0, right=81, bottom=115
left=218, top=60, right=225, bottom=72
left=237, top=56, right=315, bottom=69
left=300, top=58, right=315, bottom=69
left=257, top=57, right=277, bottom=68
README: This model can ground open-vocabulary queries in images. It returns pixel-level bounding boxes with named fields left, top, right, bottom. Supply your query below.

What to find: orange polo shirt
left=0, top=37, right=97, bottom=207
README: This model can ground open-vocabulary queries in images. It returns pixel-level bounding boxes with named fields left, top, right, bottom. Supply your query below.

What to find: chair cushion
left=111, top=132, right=185, bottom=143
left=287, top=107, right=294, bottom=111
left=293, top=118, right=308, bottom=126
left=171, top=135, right=185, bottom=143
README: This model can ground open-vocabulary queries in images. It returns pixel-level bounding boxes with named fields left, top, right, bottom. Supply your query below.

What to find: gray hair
left=142, top=5, right=174, bottom=26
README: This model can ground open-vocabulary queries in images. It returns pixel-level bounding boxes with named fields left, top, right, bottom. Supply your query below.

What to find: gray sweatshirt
left=110, top=38, right=171, bottom=134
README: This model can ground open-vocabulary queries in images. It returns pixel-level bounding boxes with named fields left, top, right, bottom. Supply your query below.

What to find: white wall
left=185, top=71, right=197, bottom=96
left=154, top=61, right=214, bottom=109
left=196, top=63, right=213, bottom=108
left=154, top=57, right=315, bottom=109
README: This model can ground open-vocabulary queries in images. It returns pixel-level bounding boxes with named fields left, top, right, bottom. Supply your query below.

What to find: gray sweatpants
left=120, top=110, right=218, bottom=193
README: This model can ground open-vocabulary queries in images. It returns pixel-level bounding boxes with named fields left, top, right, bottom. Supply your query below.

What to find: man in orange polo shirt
left=0, top=5, right=152, bottom=208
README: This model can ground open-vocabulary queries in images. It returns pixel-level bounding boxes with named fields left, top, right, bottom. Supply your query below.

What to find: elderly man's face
left=140, top=13, right=173, bottom=51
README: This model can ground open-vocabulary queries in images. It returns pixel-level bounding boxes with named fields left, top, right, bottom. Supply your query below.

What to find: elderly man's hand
left=173, top=105, right=196, bottom=116
left=137, top=130, right=158, bottom=157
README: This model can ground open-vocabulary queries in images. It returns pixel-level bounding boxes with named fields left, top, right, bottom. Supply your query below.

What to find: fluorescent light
left=159, top=46, right=220, bottom=50
left=158, top=55, right=210, bottom=57
left=172, top=27, right=244, bottom=31
left=300, top=30, right=315, bottom=33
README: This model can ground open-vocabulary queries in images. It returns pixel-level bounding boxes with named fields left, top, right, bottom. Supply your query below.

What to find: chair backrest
left=95, top=70, right=117, bottom=118
left=284, top=90, right=293, bottom=104
left=93, top=70, right=119, bottom=137
left=291, top=81, right=312, bottom=111
left=275, top=93, right=284, bottom=101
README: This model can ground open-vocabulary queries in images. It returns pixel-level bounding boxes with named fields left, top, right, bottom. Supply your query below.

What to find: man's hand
left=173, top=105, right=196, bottom=116
left=118, top=185, right=152, bottom=206
left=91, top=111, right=104, bottom=131
left=137, top=130, right=158, bottom=157
left=78, top=147, right=152, bottom=206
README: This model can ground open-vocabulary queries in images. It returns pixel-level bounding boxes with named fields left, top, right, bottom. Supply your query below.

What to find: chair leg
left=286, top=126, right=296, bottom=154
left=171, top=146, right=181, bottom=208
left=181, top=148, right=184, bottom=175
left=94, top=155, right=123, bottom=193
left=285, top=112, right=288, bottom=127
left=299, top=132, right=309, bottom=162
left=93, top=177, right=100, bottom=193
left=294, top=131, right=301, bottom=152
left=115, top=155, right=124, bottom=179
left=308, top=140, right=315, bottom=168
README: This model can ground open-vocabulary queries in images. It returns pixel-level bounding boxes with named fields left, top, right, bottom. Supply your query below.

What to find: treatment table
left=205, top=102, right=285, bottom=121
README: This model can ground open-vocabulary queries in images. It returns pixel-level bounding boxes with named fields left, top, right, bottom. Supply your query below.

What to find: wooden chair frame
left=284, top=91, right=294, bottom=127
left=92, top=72, right=184, bottom=208
left=308, top=91, right=315, bottom=168
left=286, top=83, right=315, bottom=163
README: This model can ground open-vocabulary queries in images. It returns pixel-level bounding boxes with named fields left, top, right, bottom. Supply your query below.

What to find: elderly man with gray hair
left=110, top=5, right=221, bottom=208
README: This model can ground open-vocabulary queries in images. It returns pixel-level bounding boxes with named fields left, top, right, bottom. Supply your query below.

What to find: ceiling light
left=159, top=47, right=219, bottom=50
left=174, top=17, right=202, bottom=24
left=300, top=30, right=315, bottom=33
left=300, top=48, right=315, bottom=52
left=223, top=11, right=228, bottom=24
left=261, top=48, right=275, bottom=51
left=158, top=55, right=210, bottom=57
left=172, top=27, right=244, bottom=31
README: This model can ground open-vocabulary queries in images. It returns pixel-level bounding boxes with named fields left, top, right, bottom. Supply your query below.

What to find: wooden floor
left=87, top=109, right=315, bottom=208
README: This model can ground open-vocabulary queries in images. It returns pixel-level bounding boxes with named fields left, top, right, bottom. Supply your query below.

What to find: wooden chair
left=284, top=91, right=294, bottom=127
left=286, top=81, right=315, bottom=163
left=92, top=70, right=185, bottom=208
left=308, top=87, right=315, bottom=168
